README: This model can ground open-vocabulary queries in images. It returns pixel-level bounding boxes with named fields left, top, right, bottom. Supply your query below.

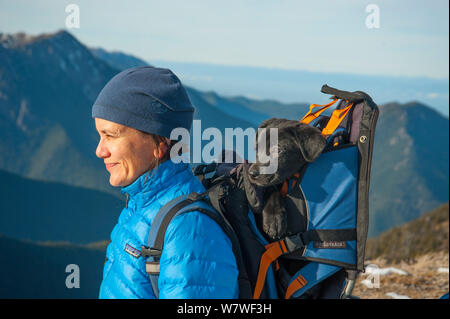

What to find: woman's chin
left=109, top=175, right=125, bottom=187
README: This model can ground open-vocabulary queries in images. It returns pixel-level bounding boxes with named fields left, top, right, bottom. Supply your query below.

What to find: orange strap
left=253, top=240, right=288, bottom=299
left=300, top=98, right=338, bottom=124
left=291, top=173, right=300, bottom=190
left=285, top=274, right=308, bottom=299
left=280, top=173, right=300, bottom=197
left=280, top=180, right=289, bottom=197
left=321, top=103, right=353, bottom=137
left=300, top=98, right=354, bottom=137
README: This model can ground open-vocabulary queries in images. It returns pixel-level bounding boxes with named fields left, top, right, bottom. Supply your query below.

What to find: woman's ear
left=153, top=141, right=168, bottom=159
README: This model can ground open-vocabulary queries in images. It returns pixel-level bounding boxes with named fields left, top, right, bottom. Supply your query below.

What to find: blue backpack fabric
left=99, top=159, right=239, bottom=299
left=143, top=85, right=379, bottom=299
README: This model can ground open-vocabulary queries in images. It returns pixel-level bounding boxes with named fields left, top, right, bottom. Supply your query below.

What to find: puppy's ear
left=294, top=123, right=327, bottom=162
left=242, top=162, right=265, bottom=213
left=258, top=118, right=279, bottom=129
left=255, top=118, right=284, bottom=145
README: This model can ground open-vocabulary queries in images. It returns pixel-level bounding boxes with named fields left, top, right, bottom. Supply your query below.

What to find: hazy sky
left=0, top=0, right=448, bottom=79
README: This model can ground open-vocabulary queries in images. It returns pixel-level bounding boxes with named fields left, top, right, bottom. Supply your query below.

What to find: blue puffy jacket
left=99, top=159, right=239, bottom=299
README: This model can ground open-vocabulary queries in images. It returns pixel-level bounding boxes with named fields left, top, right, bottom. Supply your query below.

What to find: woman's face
left=94, top=118, right=157, bottom=187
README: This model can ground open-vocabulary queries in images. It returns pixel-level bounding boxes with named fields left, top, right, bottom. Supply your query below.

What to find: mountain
left=0, top=169, right=122, bottom=243
left=0, top=234, right=105, bottom=298
left=369, top=102, right=449, bottom=236
left=88, top=45, right=309, bottom=126
left=0, top=30, right=120, bottom=196
left=90, top=47, right=150, bottom=71
left=0, top=30, right=258, bottom=192
left=150, top=60, right=450, bottom=117
left=365, top=202, right=449, bottom=263
left=0, top=30, right=448, bottom=240
left=225, top=95, right=309, bottom=123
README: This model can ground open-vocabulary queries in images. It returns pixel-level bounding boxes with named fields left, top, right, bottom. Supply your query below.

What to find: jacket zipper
left=125, top=193, right=129, bottom=208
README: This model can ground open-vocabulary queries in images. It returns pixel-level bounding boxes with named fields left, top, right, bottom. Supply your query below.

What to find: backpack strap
left=320, top=102, right=353, bottom=137
left=142, top=190, right=252, bottom=299
left=141, top=193, right=195, bottom=297
left=300, top=98, right=338, bottom=125
left=320, top=84, right=365, bottom=103
left=301, top=97, right=354, bottom=138
left=302, top=84, right=366, bottom=138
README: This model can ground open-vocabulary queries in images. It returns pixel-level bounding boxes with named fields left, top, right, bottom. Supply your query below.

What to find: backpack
left=141, top=84, right=379, bottom=299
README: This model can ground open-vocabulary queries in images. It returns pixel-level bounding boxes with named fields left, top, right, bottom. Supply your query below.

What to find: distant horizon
left=2, top=27, right=449, bottom=82
left=1, top=28, right=448, bottom=117
left=0, top=0, right=448, bottom=79
left=149, top=58, right=450, bottom=81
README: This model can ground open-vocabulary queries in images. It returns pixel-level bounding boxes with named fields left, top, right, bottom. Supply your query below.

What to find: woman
left=92, top=66, right=239, bottom=299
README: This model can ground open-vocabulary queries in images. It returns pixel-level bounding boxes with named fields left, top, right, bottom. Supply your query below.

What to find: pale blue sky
left=0, top=0, right=448, bottom=79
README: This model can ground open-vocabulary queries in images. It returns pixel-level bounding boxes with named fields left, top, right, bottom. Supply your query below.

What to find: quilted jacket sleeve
left=157, top=210, right=239, bottom=299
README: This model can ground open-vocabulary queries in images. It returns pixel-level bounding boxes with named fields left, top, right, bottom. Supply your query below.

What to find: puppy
left=245, top=118, right=327, bottom=240
left=248, top=118, right=327, bottom=187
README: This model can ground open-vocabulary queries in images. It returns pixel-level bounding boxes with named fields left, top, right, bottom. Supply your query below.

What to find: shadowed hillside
left=365, top=203, right=449, bottom=263
left=0, top=169, right=122, bottom=243
left=0, top=234, right=106, bottom=298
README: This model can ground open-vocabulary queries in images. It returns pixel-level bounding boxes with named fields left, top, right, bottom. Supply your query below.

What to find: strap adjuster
left=284, top=233, right=306, bottom=252
left=145, top=261, right=160, bottom=275
left=188, top=192, right=204, bottom=201
left=141, top=245, right=162, bottom=258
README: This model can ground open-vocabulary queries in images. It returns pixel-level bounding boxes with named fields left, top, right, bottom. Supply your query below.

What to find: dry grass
left=353, top=251, right=449, bottom=299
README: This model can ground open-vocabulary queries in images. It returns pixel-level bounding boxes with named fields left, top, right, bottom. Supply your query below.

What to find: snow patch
left=438, top=267, right=449, bottom=273
left=361, top=278, right=376, bottom=288
left=365, top=265, right=408, bottom=276
left=386, top=292, right=411, bottom=299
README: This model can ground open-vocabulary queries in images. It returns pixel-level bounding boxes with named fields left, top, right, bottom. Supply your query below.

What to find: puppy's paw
left=262, top=190, right=287, bottom=240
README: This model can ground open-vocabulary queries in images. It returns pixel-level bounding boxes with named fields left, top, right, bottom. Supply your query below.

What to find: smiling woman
left=91, top=66, right=239, bottom=299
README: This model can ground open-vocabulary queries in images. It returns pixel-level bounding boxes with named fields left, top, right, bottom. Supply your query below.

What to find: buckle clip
left=284, top=233, right=306, bottom=252
left=141, top=245, right=162, bottom=258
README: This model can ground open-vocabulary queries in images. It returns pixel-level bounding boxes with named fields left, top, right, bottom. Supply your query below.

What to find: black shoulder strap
left=142, top=191, right=252, bottom=299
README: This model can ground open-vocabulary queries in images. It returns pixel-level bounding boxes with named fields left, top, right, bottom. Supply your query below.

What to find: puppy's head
left=248, top=118, right=327, bottom=186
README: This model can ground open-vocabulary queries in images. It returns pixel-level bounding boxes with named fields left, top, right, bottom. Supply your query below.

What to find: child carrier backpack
left=141, top=84, right=379, bottom=299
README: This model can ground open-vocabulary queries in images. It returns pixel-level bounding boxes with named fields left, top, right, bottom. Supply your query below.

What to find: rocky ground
left=353, top=251, right=449, bottom=299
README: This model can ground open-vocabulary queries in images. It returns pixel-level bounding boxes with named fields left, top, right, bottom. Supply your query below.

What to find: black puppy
left=244, top=118, right=327, bottom=240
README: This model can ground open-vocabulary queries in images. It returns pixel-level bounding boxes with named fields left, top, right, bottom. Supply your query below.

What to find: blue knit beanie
left=92, top=66, right=194, bottom=138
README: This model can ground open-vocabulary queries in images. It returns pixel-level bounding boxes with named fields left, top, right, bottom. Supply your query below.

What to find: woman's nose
left=96, top=140, right=110, bottom=159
